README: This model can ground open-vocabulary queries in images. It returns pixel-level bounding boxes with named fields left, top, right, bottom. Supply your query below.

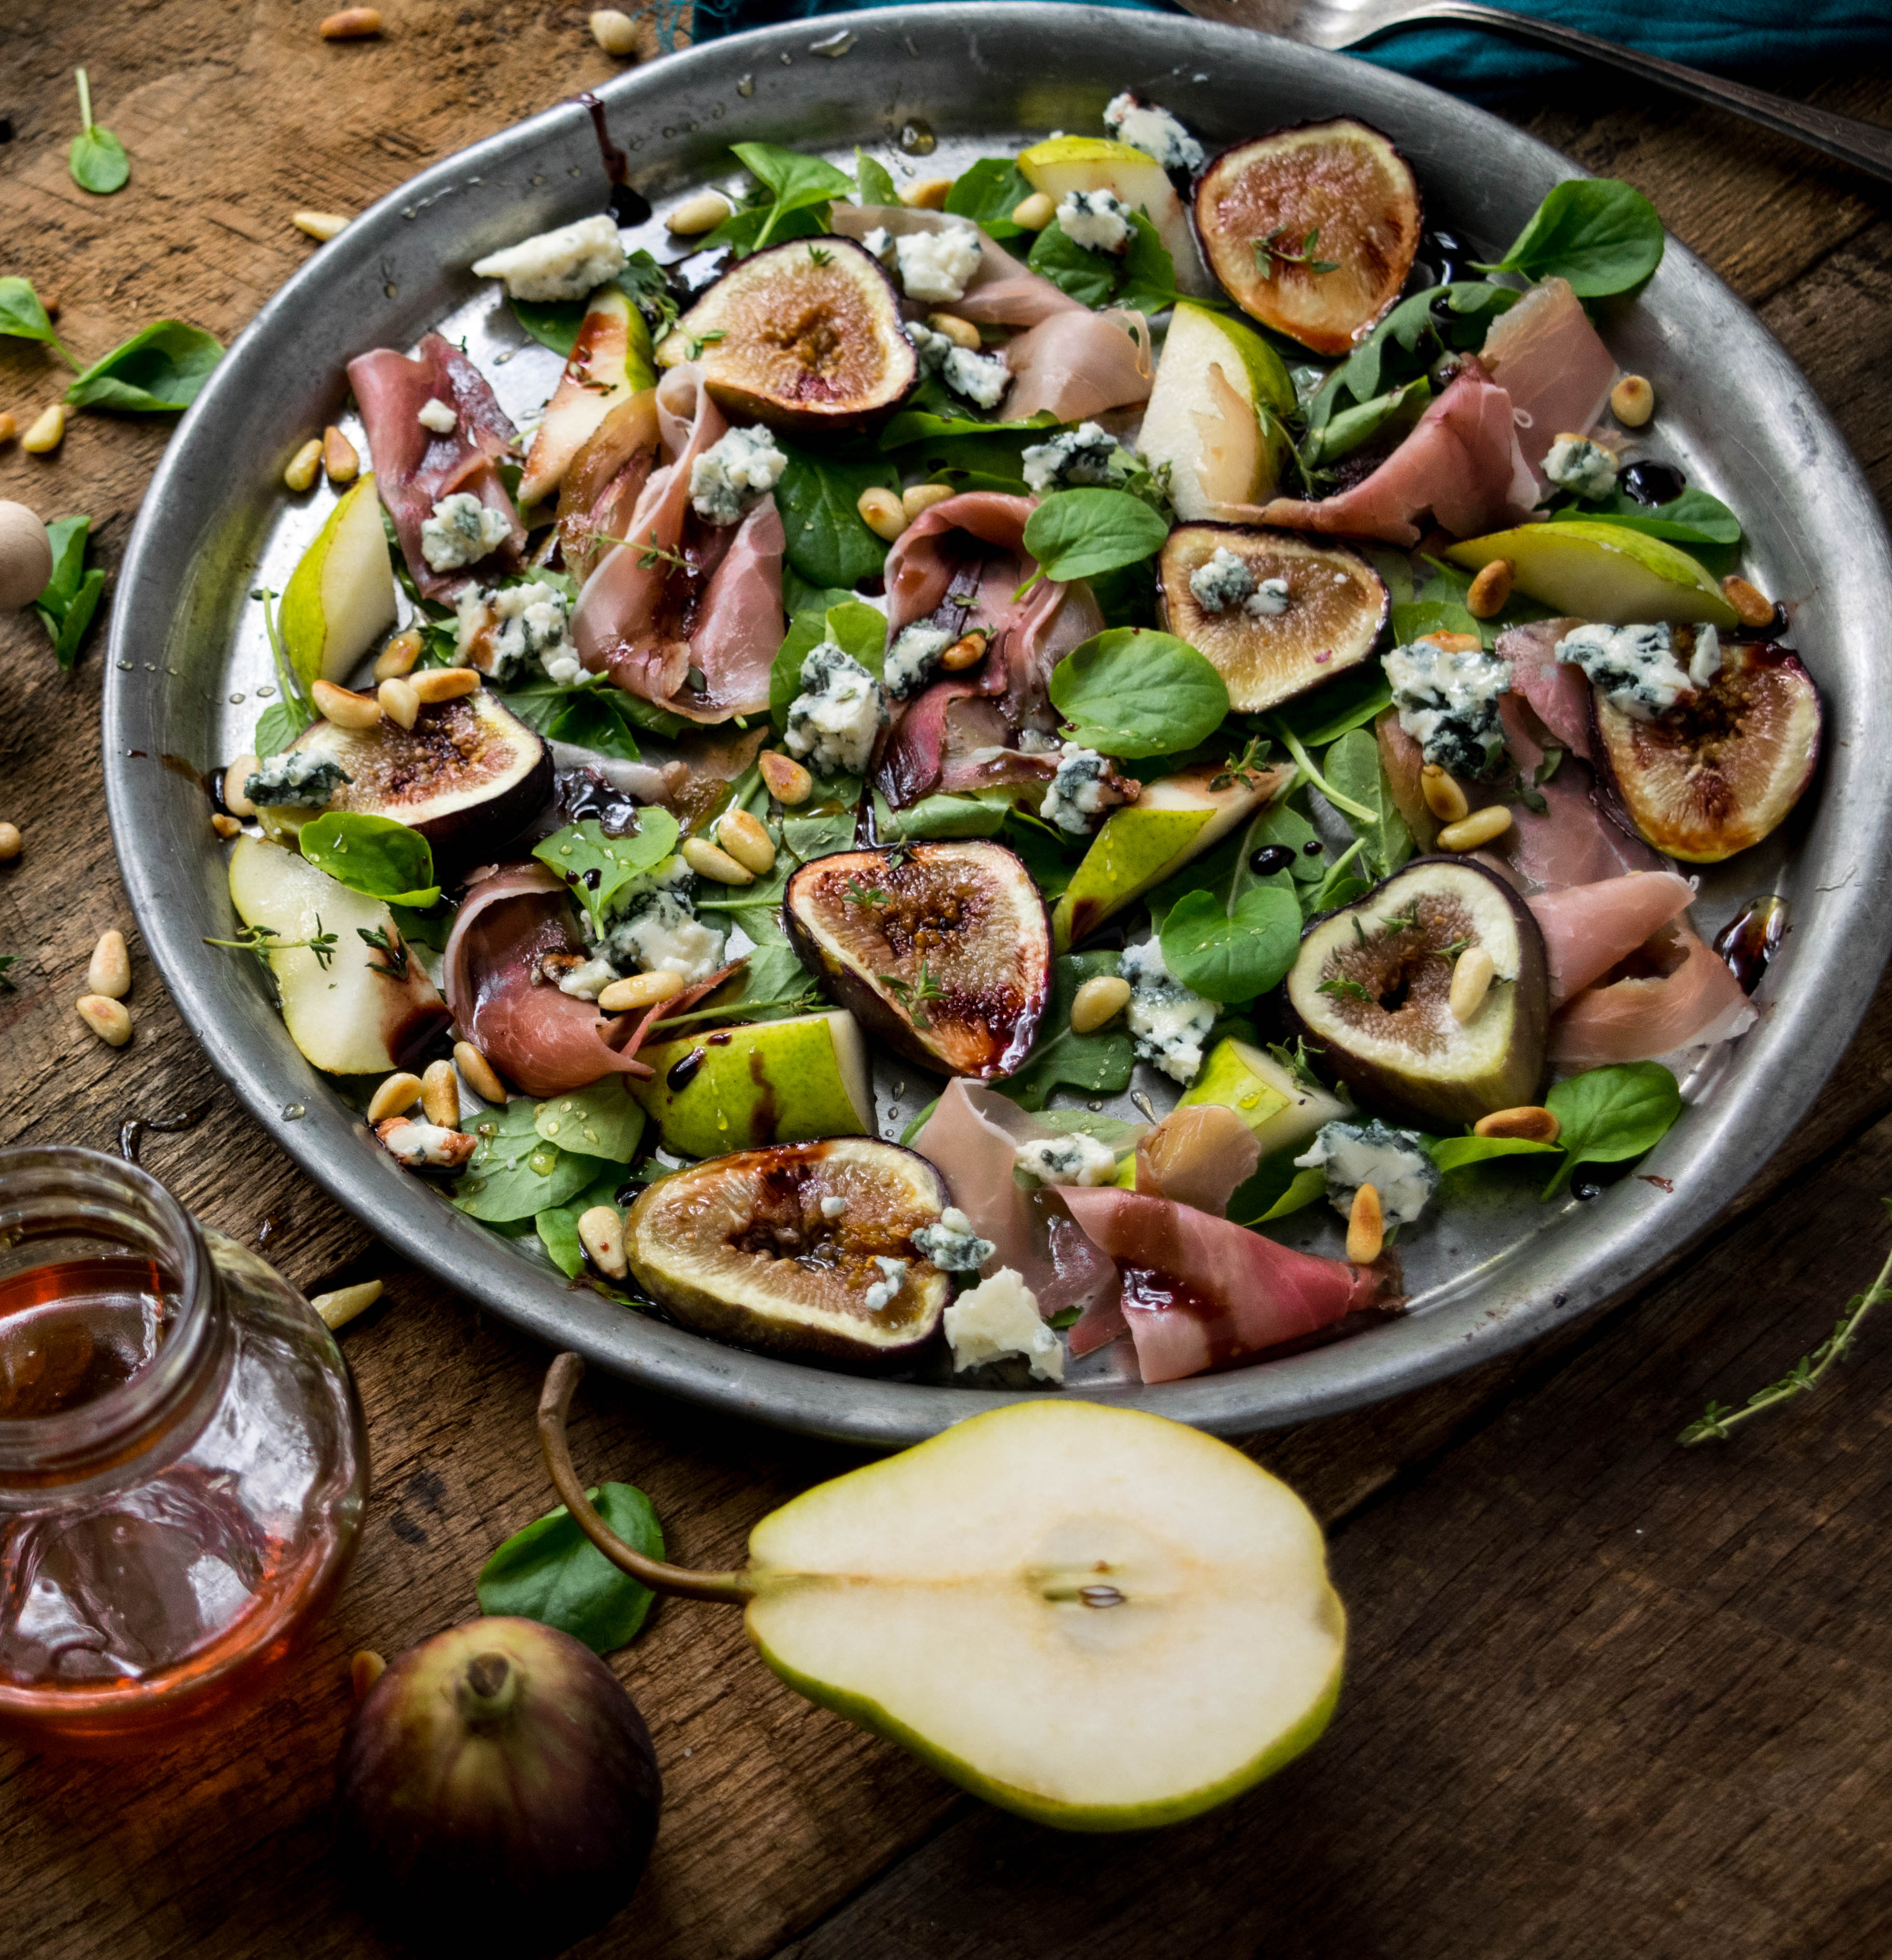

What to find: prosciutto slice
left=1497, top=618, right=1592, bottom=760
left=348, top=332, right=525, bottom=601
left=829, top=206, right=1082, bottom=328
left=1134, top=1106, right=1261, bottom=1216
left=1003, top=309, right=1155, bottom=422
left=1550, top=920, right=1756, bottom=1067
left=1058, top=1189, right=1389, bottom=1384
left=1255, top=362, right=1539, bottom=547
left=1478, top=277, right=1618, bottom=486
left=1528, top=871, right=1697, bottom=1007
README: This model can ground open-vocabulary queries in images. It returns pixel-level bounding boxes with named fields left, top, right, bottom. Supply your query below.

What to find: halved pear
left=1017, top=136, right=1212, bottom=296
left=1052, top=760, right=1289, bottom=950
left=280, top=474, right=398, bottom=688
left=518, top=288, right=657, bottom=510
left=1178, top=1036, right=1347, bottom=1159
left=1445, top=521, right=1739, bottom=630
left=1137, top=303, right=1296, bottom=522
left=631, top=1009, right=873, bottom=1158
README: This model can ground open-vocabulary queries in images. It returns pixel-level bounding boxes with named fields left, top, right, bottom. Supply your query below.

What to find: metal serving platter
left=104, top=4, right=1892, bottom=1446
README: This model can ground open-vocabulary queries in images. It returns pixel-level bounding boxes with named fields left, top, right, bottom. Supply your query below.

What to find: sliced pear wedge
left=1017, top=135, right=1212, bottom=296
left=1445, top=520, right=1739, bottom=630
left=541, top=1366, right=1347, bottom=1831
left=279, top=474, right=397, bottom=688
left=1178, top=1036, right=1347, bottom=1158
left=1138, top=303, right=1296, bottom=522
left=519, top=288, right=656, bottom=509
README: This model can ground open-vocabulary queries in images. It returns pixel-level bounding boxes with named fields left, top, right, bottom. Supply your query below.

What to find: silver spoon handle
left=1365, top=1, right=1892, bottom=187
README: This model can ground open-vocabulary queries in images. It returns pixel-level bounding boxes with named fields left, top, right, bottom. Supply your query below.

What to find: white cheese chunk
left=244, top=751, right=351, bottom=810
left=1103, top=92, right=1205, bottom=172
left=1295, top=1119, right=1438, bottom=1228
left=1383, top=636, right=1514, bottom=779
left=420, top=492, right=512, bottom=572
left=884, top=623, right=954, bottom=700
left=1056, top=189, right=1133, bottom=255
left=1120, top=939, right=1216, bottom=1086
left=911, top=1206, right=995, bottom=1273
left=784, top=642, right=888, bottom=777
left=471, top=214, right=627, bottom=302
left=588, top=855, right=727, bottom=984
left=1038, top=746, right=1121, bottom=836
left=689, top=423, right=788, bottom=526
left=455, top=578, right=575, bottom=685
left=944, top=1267, right=1064, bottom=1382
left=417, top=396, right=458, bottom=434
left=1543, top=433, right=1620, bottom=500
left=894, top=224, right=983, bottom=305
left=553, top=955, right=620, bottom=1001
left=864, top=1255, right=909, bottom=1313
left=1020, top=421, right=1121, bottom=494
left=1014, top=1131, right=1118, bottom=1187
left=1245, top=576, right=1291, bottom=618
left=1556, top=620, right=1721, bottom=720
left=1189, top=546, right=1257, bottom=614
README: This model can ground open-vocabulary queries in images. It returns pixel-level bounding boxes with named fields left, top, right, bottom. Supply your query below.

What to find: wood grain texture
left=2, top=11, right=1890, bottom=1959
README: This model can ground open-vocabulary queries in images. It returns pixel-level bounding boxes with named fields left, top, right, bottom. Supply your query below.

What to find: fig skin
left=335, top=1617, right=661, bottom=1957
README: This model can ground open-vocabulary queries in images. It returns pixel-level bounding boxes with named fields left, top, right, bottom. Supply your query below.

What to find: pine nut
left=666, top=190, right=733, bottom=235
left=1010, top=191, right=1055, bottom=231
left=1419, top=764, right=1469, bottom=824
left=715, top=807, right=777, bottom=875
left=1474, top=1104, right=1561, bottom=1144
left=284, top=437, right=324, bottom=492
left=22, top=404, right=65, bottom=454
left=1070, top=974, right=1131, bottom=1034
left=77, top=995, right=132, bottom=1048
left=681, top=835, right=754, bottom=885
left=598, top=970, right=685, bottom=1012
left=38, top=295, right=60, bottom=321
left=590, top=7, right=639, bottom=55
left=322, top=425, right=360, bottom=484
left=351, top=1650, right=387, bottom=1700
left=368, top=1072, right=423, bottom=1122
left=319, top=7, right=382, bottom=36
left=1345, top=1183, right=1383, bottom=1264
left=223, top=756, right=258, bottom=817
left=578, top=1204, right=629, bottom=1279
left=857, top=486, right=908, bottom=541
left=1437, top=805, right=1512, bottom=852
left=0, top=415, right=16, bottom=444
left=901, top=483, right=955, bottom=522
left=292, top=210, right=352, bottom=243
left=1722, top=575, right=1775, bottom=630
left=87, top=930, right=130, bottom=1000
left=759, top=750, right=812, bottom=804
left=410, top=667, right=481, bottom=704
left=211, top=813, right=242, bottom=840
left=1610, top=374, right=1654, bottom=427
left=940, top=630, right=988, bottom=671
left=374, top=628, right=423, bottom=680
left=312, top=1278, right=383, bottom=1330
left=0, top=822, right=21, bottom=860
left=1449, top=945, right=1496, bottom=1023
left=453, top=1040, right=508, bottom=1104
left=926, top=312, right=981, bottom=351
left=421, top=1057, right=460, bottom=1129
left=1465, top=558, right=1514, bottom=619
left=379, top=676, right=419, bottom=729
left=1428, top=630, right=1483, bottom=654
left=899, top=177, right=953, bottom=211
left=312, top=678, right=382, bottom=729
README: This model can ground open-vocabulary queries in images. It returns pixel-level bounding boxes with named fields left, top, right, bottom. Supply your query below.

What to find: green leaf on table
left=477, top=1482, right=665, bottom=1653
left=996, top=950, right=1134, bottom=1111
left=68, top=70, right=129, bottom=195
left=854, top=148, right=899, bottom=207
left=532, top=812, right=681, bottom=939
left=0, top=275, right=77, bottom=367
left=1548, top=487, right=1741, bottom=548
left=535, top=1079, right=646, bottom=1163
left=775, top=442, right=898, bottom=589
left=769, top=598, right=886, bottom=733
left=1476, top=178, right=1664, bottom=298
left=1541, top=1061, right=1681, bottom=1197
left=66, top=320, right=223, bottom=412
left=1022, top=488, right=1168, bottom=587
left=298, top=812, right=440, bottom=907
left=455, top=1100, right=615, bottom=1223
left=944, top=156, right=1034, bottom=238
left=31, top=514, right=105, bottom=669
left=1428, top=1134, right=1561, bottom=1175
left=1049, top=628, right=1229, bottom=759
left=1322, top=726, right=1411, bottom=880
left=535, top=1167, right=625, bottom=1278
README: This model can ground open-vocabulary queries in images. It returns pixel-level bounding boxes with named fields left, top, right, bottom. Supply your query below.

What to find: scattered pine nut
left=1070, top=974, right=1131, bottom=1035
left=578, top=1204, right=629, bottom=1279
left=292, top=211, right=351, bottom=243
left=410, top=667, right=481, bottom=704
left=379, top=675, right=419, bottom=730
left=374, top=628, right=424, bottom=680
left=940, top=630, right=988, bottom=672
left=758, top=750, right=812, bottom=804
left=319, top=7, right=382, bottom=37
left=284, top=438, right=324, bottom=492
left=76, top=994, right=132, bottom=1048
left=590, top=7, right=639, bottom=55
left=352, top=1650, right=387, bottom=1700
left=1449, top=945, right=1496, bottom=1023
left=312, top=1278, right=383, bottom=1330
left=0, top=822, right=21, bottom=861
left=421, top=1057, right=460, bottom=1129
left=312, top=678, right=382, bottom=729
left=1010, top=191, right=1055, bottom=230
left=899, top=177, right=953, bottom=211
left=1419, top=764, right=1469, bottom=825
left=22, top=404, right=65, bottom=454
left=1428, top=630, right=1483, bottom=655
left=681, top=835, right=754, bottom=885
left=901, top=483, right=955, bottom=522
left=856, top=486, right=908, bottom=542
left=1465, top=558, right=1513, bottom=619
left=1610, top=374, right=1654, bottom=427
left=211, top=813, right=242, bottom=840
left=38, top=294, right=60, bottom=321
left=1345, top=1183, right=1383, bottom=1265
left=367, top=1072, right=423, bottom=1122
left=322, top=425, right=360, bottom=485
left=666, top=190, right=733, bottom=236
left=715, top=807, right=777, bottom=875
left=0, top=415, right=16, bottom=444
left=1722, top=575, right=1775, bottom=629
left=453, top=1040, right=508, bottom=1105
left=1474, top=1104, right=1561, bottom=1144
left=224, top=755, right=259, bottom=817
left=87, top=929, right=130, bottom=1001
left=926, top=312, right=981, bottom=351
left=598, top=970, right=684, bottom=1012
left=1437, top=805, right=1512, bottom=853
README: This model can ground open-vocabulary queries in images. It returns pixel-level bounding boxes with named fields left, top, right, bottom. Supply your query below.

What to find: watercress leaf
left=1477, top=178, right=1664, bottom=298
left=778, top=777, right=863, bottom=864
left=1267, top=664, right=1394, bottom=747
left=854, top=148, right=899, bottom=207
left=1324, top=282, right=1516, bottom=416
left=534, top=1168, right=624, bottom=1278
left=65, top=320, right=223, bottom=413
left=532, top=812, right=681, bottom=938
left=1049, top=628, right=1229, bottom=758
left=499, top=678, right=642, bottom=760
left=775, top=442, right=898, bottom=589
left=1114, top=213, right=1183, bottom=316
left=534, top=1079, right=646, bottom=1163
left=944, top=156, right=1034, bottom=239
left=1022, top=488, right=1169, bottom=586
left=1027, top=221, right=1120, bottom=311
left=1542, top=1061, right=1682, bottom=1197
left=1428, top=1134, right=1561, bottom=1175
left=996, top=950, right=1134, bottom=1110
left=70, top=124, right=129, bottom=194
left=1548, top=487, right=1742, bottom=548
left=1160, top=883, right=1301, bottom=1004
left=700, top=198, right=828, bottom=258
left=1392, top=597, right=1484, bottom=646
left=1322, top=726, right=1412, bottom=879
left=298, top=812, right=441, bottom=908
left=1311, top=872, right=1371, bottom=913
left=476, top=1481, right=665, bottom=1653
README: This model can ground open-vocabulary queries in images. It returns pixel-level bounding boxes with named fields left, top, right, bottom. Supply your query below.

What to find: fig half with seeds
left=1194, top=120, right=1421, bottom=356
left=1591, top=640, right=1820, bottom=863
left=785, top=841, right=1052, bottom=1080
left=625, top=1137, right=951, bottom=1369
left=653, top=237, right=918, bottom=435
left=1286, top=857, right=1549, bottom=1128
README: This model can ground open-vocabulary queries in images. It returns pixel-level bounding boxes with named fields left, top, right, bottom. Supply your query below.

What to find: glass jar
left=0, top=1145, right=368, bottom=1753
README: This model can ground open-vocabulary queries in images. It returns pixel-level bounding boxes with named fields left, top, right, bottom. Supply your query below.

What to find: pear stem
left=537, top=1353, right=755, bottom=1604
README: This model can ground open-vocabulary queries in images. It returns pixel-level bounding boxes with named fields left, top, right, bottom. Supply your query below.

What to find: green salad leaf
left=1022, top=488, right=1169, bottom=588
left=1309, top=283, right=1515, bottom=431
left=1428, top=1134, right=1561, bottom=1175
left=532, top=813, right=681, bottom=938
left=477, top=1482, right=665, bottom=1653
left=1320, top=727, right=1413, bottom=881
left=1028, top=212, right=1179, bottom=315
left=769, top=597, right=887, bottom=732
left=703, top=142, right=854, bottom=257
left=1301, top=375, right=1431, bottom=469
left=1049, top=629, right=1229, bottom=758
left=997, top=950, right=1135, bottom=1110
left=298, top=812, right=441, bottom=908
left=775, top=442, right=899, bottom=589
left=1477, top=178, right=1664, bottom=298
left=510, top=253, right=677, bottom=357
left=854, top=148, right=899, bottom=206
left=1161, top=883, right=1301, bottom=1006
left=66, top=320, right=223, bottom=412
left=535, top=1169, right=624, bottom=1279
left=1548, top=487, right=1741, bottom=548
left=1542, top=1061, right=1682, bottom=1197
left=534, top=1080, right=646, bottom=1163
left=455, top=1100, right=615, bottom=1223
left=497, top=673, right=690, bottom=760
left=32, top=515, right=105, bottom=669
left=944, top=156, right=1034, bottom=237
left=1266, top=664, right=1393, bottom=747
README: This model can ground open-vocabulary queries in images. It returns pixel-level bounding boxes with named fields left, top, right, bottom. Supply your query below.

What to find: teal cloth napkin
left=685, top=0, right=1892, bottom=102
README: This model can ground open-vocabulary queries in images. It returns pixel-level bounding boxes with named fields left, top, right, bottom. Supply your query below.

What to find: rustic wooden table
left=4, top=8, right=1891, bottom=1955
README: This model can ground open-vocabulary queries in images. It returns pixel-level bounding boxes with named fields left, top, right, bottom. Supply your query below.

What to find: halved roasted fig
left=624, top=1137, right=951, bottom=1369
left=785, top=842, right=1052, bottom=1080
left=1159, top=524, right=1389, bottom=713
left=1285, top=858, right=1549, bottom=1128
left=652, top=237, right=917, bottom=435
left=1590, top=641, right=1821, bottom=863
left=260, top=690, right=551, bottom=874
left=1194, top=121, right=1422, bottom=356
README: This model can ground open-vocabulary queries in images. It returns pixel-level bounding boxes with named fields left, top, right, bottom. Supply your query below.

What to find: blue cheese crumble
left=689, top=424, right=788, bottom=526
left=243, top=751, right=351, bottom=810
left=1247, top=577, right=1290, bottom=617
left=943, top=1268, right=1064, bottom=1382
left=864, top=1255, right=909, bottom=1313
left=1039, top=746, right=1120, bottom=836
left=582, top=855, right=726, bottom=984
left=1056, top=189, right=1133, bottom=255
left=1556, top=621, right=1721, bottom=718
left=1021, top=421, right=1122, bottom=495
left=884, top=623, right=954, bottom=700
left=1120, top=939, right=1216, bottom=1085
left=455, top=579, right=576, bottom=685
left=420, top=492, right=511, bottom=573
left=911, top=1206, right=995, bottom=1273
left=908, top=321, right=1011, bottom=410
left=894, top=224, right=983, bottom=306
left=1542, top=433, right=1620, bottom=501
left=417, top=397, right=458, bottom=434
left=784, top=643, right=888, bottom=777
left=471, top=214, right=627, bottom=303
left=1383, top=636, right=1514, bottom=780
left=1015, top=1131, right=1118, bottom=1187
left=1190, top=546, right=1257, bottom=613
left=1103, top=92, right=1205, bottom=173
left=861, top=226, right=896, bottom=268
left=1295, top=1119, right=1438, bottom=1229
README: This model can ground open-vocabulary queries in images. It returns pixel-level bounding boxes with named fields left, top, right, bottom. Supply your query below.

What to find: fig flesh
left=654, top=237, right=918, bottom=435
left=1590, top=640, right=1820, bottom=863
left=1159, top=524, right=1389, bottom=714
left=1286, top=857, right=1549, bottom=1127
left=1194, top=121, right=1422, bottom=356
left=625, top=1136, right=952, bottom=1368
left=785, top=841, right=1052, bottom=1079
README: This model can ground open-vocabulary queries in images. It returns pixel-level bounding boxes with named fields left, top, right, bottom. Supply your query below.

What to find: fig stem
left=538, top=1353, right=755, bottom=1604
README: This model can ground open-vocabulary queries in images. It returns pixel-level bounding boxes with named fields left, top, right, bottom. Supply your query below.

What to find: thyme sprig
left=881, top=962, right=948, bottom=1030
left=205, top=921, right=338, bottom=971
left=1254, top=226, right=1339, bottom=276
left=357, top=924, right=410, bottom=983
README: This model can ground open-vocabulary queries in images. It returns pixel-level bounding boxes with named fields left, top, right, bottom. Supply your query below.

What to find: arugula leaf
left=298, top=812, right=441, bottom=908
left=775, top=442, right=898, bottom=588
left=535, top=1168, right=625, bottom=1279
left=68, top=70, right=128, bottom=195
left=532, top=813, right=681, bottom=938
left=535, top=1079, right=646, bottom=1163
left=997, top=950, right=1135, bottom=1110
left=1022, top=488, right=1168, bottom=587
left=1160, top=884, right=1301, bottom=1005
left=476, top=1482, right=664, bottom=1653
left=455, top=1101, right=615, bottom=1223
left=1476, top=178, right=1664, bottom=298
left=66, top=320, right=223, bottom=413
left=31, top=514, right=105, bottom=669
left=1049, top=629, right=1229, bottom=758
left=944, top=157, right=1034, bottom=239
left=1428, top=1134, right=1560, bottom=1175
left=1309, top=283, right=1515, bottom=430
left=871, top=788, right=1013, bottom=841
left=1542, top=1061, right=1681, bottom=1198
left=1250, top=1163, right=1330, bottom=1224
left=1301, top=375, right=1430, bottom=469
left=0, top=276, right=77, bottom=367
left=1322, top=727, right=1412, bottom=879
left=498, top=672, right=688, bottom=759
left=1548, top=487, right=1741, bottom=548
left=769, top=599, right=886, bottom=732
left=854, top=149, right=899, bottom=207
